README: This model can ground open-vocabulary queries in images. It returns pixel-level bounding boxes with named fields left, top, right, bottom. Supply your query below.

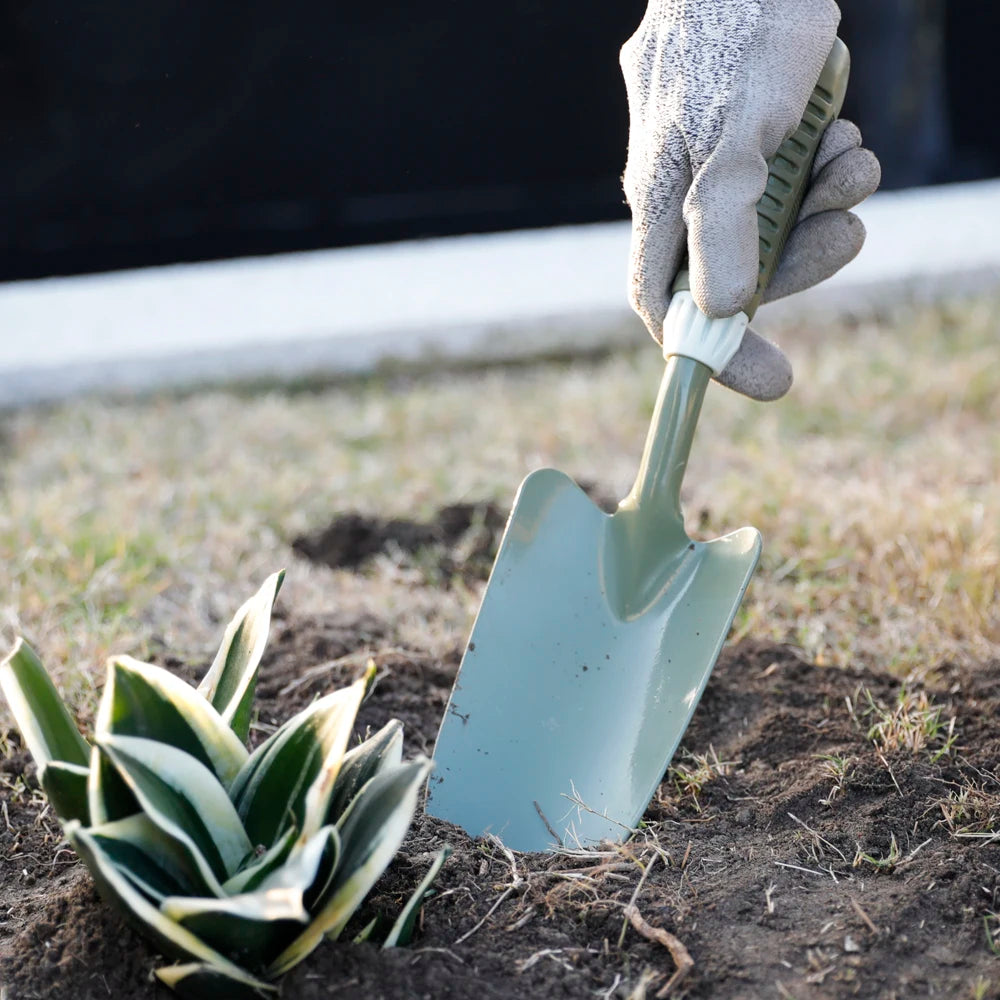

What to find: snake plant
left=0, top=572, right=444, bottom=998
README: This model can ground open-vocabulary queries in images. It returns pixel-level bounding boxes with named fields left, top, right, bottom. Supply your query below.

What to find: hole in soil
left=292, top=485, right=617, bottom=583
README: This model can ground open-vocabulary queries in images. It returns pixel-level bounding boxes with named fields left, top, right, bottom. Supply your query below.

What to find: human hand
left=620, top=0, right=881, bottom=400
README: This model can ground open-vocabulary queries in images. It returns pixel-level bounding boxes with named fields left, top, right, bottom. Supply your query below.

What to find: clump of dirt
left=292, top=487, right=618, bottom=585
left=3, top=616, right=1000, bottom=999
left=292, top=501, right=508, bottom=584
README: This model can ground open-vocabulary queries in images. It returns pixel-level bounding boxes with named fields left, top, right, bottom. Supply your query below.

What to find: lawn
left=2, top=293, right=999, bottom=998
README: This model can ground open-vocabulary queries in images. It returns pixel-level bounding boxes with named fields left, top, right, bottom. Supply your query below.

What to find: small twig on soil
left=623, top=904, right=694, bottom=998
left=505, top=906, right=536, bottom=932
left=618, top=853, right=659, bottom=949
left=453, top=834, right=523, bottom=946
left=626, top=968, right=660, bottom=1000
left=277, top=647, right=422, bottom=695
left=534, top=800, right=563, bottom=847
left=409, top=947, right=465, bottom=965
left=598, top=973, right=623, bottom=999
left=895, top=837, right=933, bottom=871
left=850, top=896, right=879, bottom=935
left=787, top=812, right=848, bottom=863
left=773, top=861, right=830, bottom=879
left=562, top=781, right=639, bottom=846
left=877, top=752, right=903, bottom=797
left=516, top=948, right=575, bottom=973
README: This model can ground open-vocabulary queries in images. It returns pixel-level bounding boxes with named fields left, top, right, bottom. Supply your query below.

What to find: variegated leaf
left=231, top=672, right=368, bottom=848
left=39, top=760, right=90, bottom=824
left=88, top=743, right=140, bottom=827
left=155, top=962, right=277, bottom=1000
left=159, top=890, right=307, bottom=972
left=101, top=656, right=248, bottom=789
left=197, top=571, right=284, bottom=743
left=325, top=720, right=403, bottom=825
left=98, top=735, right=251, bottom=883
left=0, top=638, right=89, bottom=770
left=266, top=757, right=431, bottom=977
left=222, top=826, right=298, bottom=896
left=88, top=813, right=222, bottom=902
left=66, top=820, right=272, bottom=993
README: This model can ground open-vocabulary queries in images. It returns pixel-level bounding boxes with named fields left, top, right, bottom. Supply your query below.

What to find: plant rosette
left=0, top=571, right=447, bottom=998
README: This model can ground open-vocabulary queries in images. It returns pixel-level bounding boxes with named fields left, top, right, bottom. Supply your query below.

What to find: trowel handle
left=746, top=38, right=850, bottom=318
left=662, top=38, right=851, bottom=373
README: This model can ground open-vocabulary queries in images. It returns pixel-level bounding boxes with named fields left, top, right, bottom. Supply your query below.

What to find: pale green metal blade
left=428, top=358, right=761, bottom=852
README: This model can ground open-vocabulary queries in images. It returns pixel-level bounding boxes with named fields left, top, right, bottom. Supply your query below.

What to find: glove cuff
left=661, top=292, right=748, bottom=375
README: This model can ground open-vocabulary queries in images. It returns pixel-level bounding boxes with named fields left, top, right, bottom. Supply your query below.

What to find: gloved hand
left=620, top=0, right=881, bottom=400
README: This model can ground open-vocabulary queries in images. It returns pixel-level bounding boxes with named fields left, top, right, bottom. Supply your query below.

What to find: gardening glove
left=620, top=0, right=881, bottom=401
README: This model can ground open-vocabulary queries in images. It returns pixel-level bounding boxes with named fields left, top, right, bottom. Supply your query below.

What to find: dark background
left=1, top=1, right=994, bottom=283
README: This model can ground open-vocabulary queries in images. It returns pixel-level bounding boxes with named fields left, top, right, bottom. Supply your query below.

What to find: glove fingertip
left=714, top=329, right=793, bottom=402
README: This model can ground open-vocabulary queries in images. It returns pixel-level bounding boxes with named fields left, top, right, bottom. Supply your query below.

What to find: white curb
left=1, top=178, right=998, bottom=407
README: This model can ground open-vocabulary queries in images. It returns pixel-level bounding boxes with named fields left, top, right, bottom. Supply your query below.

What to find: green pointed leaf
left=232, top=673, right=367, bottom=848
left=155, top=963, right=277, bottom=1000
left=352, top=916, right=381, bottom=944
left=101, top=656, right=248, bottom=789
left=326, top=720, right=403, bottom=825
left=0, top=638, right=89, bottom=769
left=66, top=820, right=272, bottom=992
left=222, top=826, right=298, bottom=896
left=382, top=846, right=452, bottom=948
left=159, top=891, right=308, bottom=972
left=39, top=760, right=90, bottom=824
left=266, top=758, right=431, bottom=977
left=197, top=571, right=284, bottom=743
left=89, top=814, right=222, bottom=902
left=226, top=824, right=338, bottom=904
left=88, top=743, right=140, bottom=826
left=299, top=665, right=375, bottom=842
left=164, top=826, right=339, bottom=971
left=300, top=826, right=342, bottom=915
left=99, top=735, right=251, bottom=883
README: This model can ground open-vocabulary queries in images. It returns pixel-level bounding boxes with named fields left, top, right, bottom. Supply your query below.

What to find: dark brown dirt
left=291, top=484, right=617, bottom=586
left=291, top=501, right=508, bottom=585
left=4, top=508, right=1000, bottom=999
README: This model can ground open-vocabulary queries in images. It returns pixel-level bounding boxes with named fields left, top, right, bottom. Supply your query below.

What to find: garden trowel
left=428, top=40, right=851, bottom=851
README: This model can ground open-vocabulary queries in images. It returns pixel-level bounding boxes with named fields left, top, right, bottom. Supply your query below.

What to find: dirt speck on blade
left=3, top=614, right=1000, bottom=999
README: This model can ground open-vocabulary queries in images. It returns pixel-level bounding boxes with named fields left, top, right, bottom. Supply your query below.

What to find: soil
left=4, top=505, right=1000, bottom=999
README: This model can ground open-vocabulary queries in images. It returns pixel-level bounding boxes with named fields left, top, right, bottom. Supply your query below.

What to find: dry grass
left=1, top=293, right=999, bottom=724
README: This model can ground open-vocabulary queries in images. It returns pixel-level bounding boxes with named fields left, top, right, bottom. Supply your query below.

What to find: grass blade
left=382, top=846, right=452, bottom=947
left=197, top=571, right=284, bottom=743
left=0, top=638, right=89, bottom=769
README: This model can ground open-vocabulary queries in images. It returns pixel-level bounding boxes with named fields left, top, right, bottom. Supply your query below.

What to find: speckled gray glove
left=621, top=0, right=881, bottom=400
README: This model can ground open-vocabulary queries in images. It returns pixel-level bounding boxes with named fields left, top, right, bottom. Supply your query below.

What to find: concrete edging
left=1, top=179, right=998, bottom=407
